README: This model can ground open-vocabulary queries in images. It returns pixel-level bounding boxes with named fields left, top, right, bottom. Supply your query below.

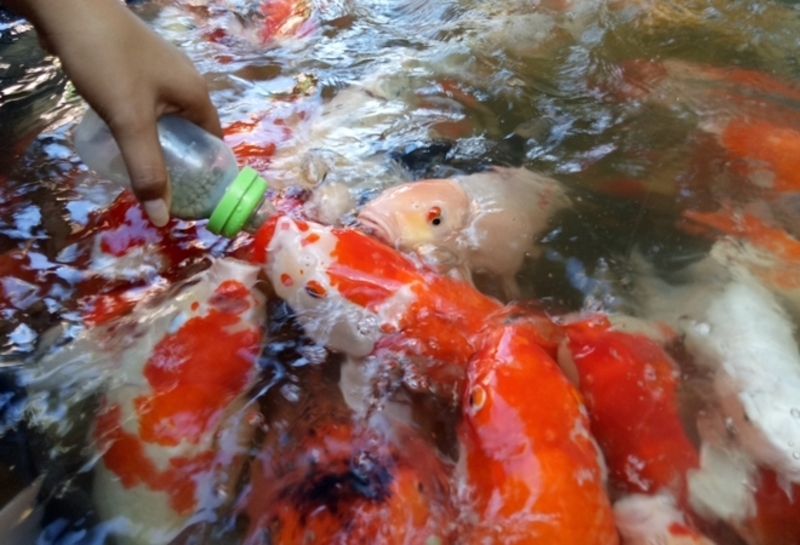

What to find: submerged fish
left=29, top=258, right=267, bottom=544
left=244, top=412, right=456, bottom=545
left=458, top=320, right=619, bottom=544
left=633, top=248, right=800, bottom=484
left=604, top=59, right=800, bottom=196
left=251, top=215, right=615, bottom=542
left=357, top=166, right=571, bottom=301
left=560, top=314, right=710, bottom=543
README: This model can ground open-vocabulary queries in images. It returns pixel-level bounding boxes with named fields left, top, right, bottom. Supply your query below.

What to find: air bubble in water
left=281, top=383, right=301, bottom=402
left=793, top=452, right=800, bottom=460
left=791, top=407, right=800, bottom=418
left=693, top=322, right=711, bottom=336
left=357, top=318, right=376, bottom=336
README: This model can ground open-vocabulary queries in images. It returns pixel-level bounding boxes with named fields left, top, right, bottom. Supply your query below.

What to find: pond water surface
left=3, top=0, right=800, bottom=543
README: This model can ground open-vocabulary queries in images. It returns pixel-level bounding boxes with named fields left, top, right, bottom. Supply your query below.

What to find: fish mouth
left=356, top=209, right=394, bottom=245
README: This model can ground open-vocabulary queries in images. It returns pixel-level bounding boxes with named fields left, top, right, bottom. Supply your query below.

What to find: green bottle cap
left=207, top=166, right=268, bottom=238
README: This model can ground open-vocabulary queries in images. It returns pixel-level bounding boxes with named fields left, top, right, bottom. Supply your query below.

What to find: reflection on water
left=3, top=0, right=800, bottom=542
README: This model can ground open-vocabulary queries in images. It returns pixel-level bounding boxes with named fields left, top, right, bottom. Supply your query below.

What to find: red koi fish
left=560, top=315, right=712, bottom=543
left=562, top=315, right=699, bottom=502
left=244, top=413, right=456, bottom=545
left=85, top=258, right=266, bottom=544
left=457, top=320, right=619, bottom=544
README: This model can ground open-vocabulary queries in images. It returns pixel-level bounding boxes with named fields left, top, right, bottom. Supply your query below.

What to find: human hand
left=8, top=0, right=222, bottom=226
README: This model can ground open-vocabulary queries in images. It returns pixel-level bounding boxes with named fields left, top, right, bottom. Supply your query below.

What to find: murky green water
left=3, top=0, right=800, bottom=542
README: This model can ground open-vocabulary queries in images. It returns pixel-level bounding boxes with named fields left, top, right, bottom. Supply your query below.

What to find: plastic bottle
left=73, top=108, right=275, bottom=237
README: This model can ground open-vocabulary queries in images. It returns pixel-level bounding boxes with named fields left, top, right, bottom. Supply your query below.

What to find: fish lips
left=356, top=209, right=395, bottom=246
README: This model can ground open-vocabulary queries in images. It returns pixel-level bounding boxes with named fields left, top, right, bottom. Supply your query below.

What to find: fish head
left=358, top=179, right=469, bottom=253
left=257, top=216, right=418, bottom=357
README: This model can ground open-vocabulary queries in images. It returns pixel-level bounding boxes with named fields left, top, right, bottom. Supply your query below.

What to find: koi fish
left=632, top=247, right=800, bottom=485
left=602, top=59, right=800, bottom=196
left=357, top=166, right=571, bottom=301
left=244, top=412, right=456, bottom=544
left=559, top=314, right=713, bottom=543
left=561, top=315, right=699, bottom=502
left=29, top=258, right=267, bottom=544
left=457, top=320, right=619, bottom=544
left=252, top=214, right=505, bottom=374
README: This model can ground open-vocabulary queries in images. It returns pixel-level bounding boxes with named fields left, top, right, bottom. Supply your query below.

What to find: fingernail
left=143, top=199, right=170, bottom=227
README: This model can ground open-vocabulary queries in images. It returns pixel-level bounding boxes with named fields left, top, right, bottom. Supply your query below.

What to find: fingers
left=106, top=111, right=172, bottom=227
left=178, top=82, right=223, bottom=139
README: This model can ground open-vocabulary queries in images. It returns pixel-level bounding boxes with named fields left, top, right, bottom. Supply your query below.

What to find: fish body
left=457, top=321, right=618, bottom=544
left=633, top=240, right=800, bottom=485
left=562, top=315, right=699, bottom=502
left=244, top=414, right=456, bottom=545
left=76, top=260, right=264, bottom=544
left=252, top=214, right=506, bottom=381
left=604, top=59, right=800, bottom=195
left=357, top=166, right=571, bottom=300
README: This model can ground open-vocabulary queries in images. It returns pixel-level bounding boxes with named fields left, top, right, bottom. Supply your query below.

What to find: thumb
left=108, top=115, right=172, bottom=227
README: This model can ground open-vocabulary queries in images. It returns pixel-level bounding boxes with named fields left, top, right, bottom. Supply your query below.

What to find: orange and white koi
left=251, top=214, right=507, bottom=386
left=457, top=320, right=619, bottom=544
left=30, top=258, right=266, bottom=544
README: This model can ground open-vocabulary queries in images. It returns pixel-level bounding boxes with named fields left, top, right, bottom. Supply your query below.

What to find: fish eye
left=468, top=385, right=486, bottom=411
left=305, top=280, right=328, bottom=299
left=427, top=206, right=442, bottom=226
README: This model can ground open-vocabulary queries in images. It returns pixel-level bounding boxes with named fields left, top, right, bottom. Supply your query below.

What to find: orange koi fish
left=244, top=413, right=456, bottom=545
left=603, top=59, right=800, bottom=195
left=457, top=320, right=619, bottom=544
left=76, top=259, right=266, bottom=545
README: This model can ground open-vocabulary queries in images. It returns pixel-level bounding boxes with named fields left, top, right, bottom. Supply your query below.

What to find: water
left=3, top=0, right=800, bottom=542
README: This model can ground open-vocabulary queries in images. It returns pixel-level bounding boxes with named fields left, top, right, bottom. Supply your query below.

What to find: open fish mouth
left=356, top=210, right=394, bottom=245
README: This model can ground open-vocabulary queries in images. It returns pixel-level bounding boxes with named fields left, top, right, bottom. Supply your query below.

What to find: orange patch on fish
left=280, top=273, right=293, bottom=287
left=94, top=402, right=216, bottom=515
left=684, top=207, right=800, bottom=262
left=301, top=233, right=320, bottom=246
left=720, top=118, right=800, bottom=192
